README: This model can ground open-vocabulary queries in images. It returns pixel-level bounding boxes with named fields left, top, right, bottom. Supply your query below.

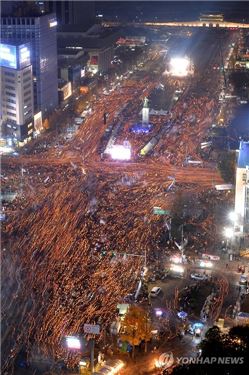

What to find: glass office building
left=1, top=13, right=58, bottom=115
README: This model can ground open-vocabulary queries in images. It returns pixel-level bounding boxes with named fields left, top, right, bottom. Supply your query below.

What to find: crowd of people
left=1, top=33, right=232, bottom=373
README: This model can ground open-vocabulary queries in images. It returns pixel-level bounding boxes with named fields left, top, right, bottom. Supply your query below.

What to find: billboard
left=83, top=324, right=100, bottom=335
left=109, top=144, right=131, bottom=160
left=0, top=43, right=31, bottom=70
left=62, top=82, right=72, bottom=100
left=18, top=44, right=31, bottom=69
left=0, top=43, right=17, bottom=69
left=34, top=111, right=43, bottom=133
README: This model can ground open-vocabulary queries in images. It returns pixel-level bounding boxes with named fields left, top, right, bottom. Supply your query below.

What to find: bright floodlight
left=155, top=309, right=163, bottom=317
left=170, top=264, right=184, bottom=273
left=224, top=227, right=234, bottom=238
left=66, top=336, right=81, bottom=349
left=229, top=211, right=237, bottom=222
left=170, top=255, right=182, bottom=264
left=200, top=260, right=213, bottom=268
left=169, top=57, right=190, bottom=77
left=109, top=145, right=131, bottom=161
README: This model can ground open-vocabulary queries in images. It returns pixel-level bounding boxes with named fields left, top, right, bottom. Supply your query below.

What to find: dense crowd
left=1, top=34, right=230, bottom=373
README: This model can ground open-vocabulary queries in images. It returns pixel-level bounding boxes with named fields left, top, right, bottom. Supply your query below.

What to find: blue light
left=0, top=43, right=17, bottom=69
left=177, top=311, right=188, bottom=319
left=130, top=123, right=153, bottom=134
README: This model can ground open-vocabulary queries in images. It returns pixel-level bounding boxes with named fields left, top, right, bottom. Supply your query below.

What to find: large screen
left=0, top=43, right=17, bottom=69
left=18, top=44, right=31, bottom=69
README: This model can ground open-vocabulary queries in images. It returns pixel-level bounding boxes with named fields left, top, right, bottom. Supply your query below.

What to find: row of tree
left=171, top=325, right=249, bottom=374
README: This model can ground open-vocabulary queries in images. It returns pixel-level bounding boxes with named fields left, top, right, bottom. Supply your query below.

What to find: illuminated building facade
left=1, top=13, right=58, bottom=114
left=0, top=42, right=34, bottom=144
left=88, top=46, right=114, bottom=74
left=199, top=13, right=224, bottom=23
left=234, top=141, right=249, bottom=234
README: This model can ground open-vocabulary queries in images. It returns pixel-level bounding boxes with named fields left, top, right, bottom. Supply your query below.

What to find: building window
left=23, top=77, right=31, bottom=83
left=5, top=78, right=15, bottom=84
left=6, top=104, right=16, bottom=110
left=22, top=19, right=25, bottom=25
left=4, top=71, right=15, bottom=77
left=23, top=69, right=31, bottom=76
left=5, top=85, right=15, bottom=91
left=6, top=98, right=16, bottom=104
left=5, top=92, right=16, bottom=97
left=31, top=18, right=35, bottom=25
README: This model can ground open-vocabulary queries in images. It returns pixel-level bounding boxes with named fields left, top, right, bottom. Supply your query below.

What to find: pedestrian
left=226, top=263, right=228, bottom=269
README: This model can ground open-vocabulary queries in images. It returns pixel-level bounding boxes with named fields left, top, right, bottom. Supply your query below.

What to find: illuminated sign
left=34, top=111, right=43, bottom=132
left=109, top=144, right=131, bottom=160
left=18, top=44, right=31, bottom=69
left=90, top=55, right=98, bottom=65
left=49, top=20, right=57, bottom=28
left=59, top=82, right=72, bottom=100
left=66, top=336, right=81, bottom=350
left=60, top=82, right=72, bottom=100
left=0, top=43, right=17, bottom=69
left=81, top=67, right=86, bottom=78
left=0, top=43, right=31, bottom=69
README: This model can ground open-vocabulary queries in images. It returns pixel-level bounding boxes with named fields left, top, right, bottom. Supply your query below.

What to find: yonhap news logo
left=177, top=356, right=244, bottom=365
left=156, top=352, right=244, bottom=369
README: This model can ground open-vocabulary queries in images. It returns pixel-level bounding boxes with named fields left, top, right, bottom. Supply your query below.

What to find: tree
left=172, top=325, right=249, bottom=375
left=120, top=305, right=152, bottom=358
left=43, top=118, right=49, bottom=130
left=218, top=151, right=236, bottom=183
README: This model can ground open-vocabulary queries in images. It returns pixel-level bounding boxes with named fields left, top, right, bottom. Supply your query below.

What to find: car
left=199, top=260, right=213, bottom=268
left=202, top=254, right=220, bottom=261
left=150, top=286, right=162, bottom=297
left=74, top=117, right=83, bottom=124
left=94, top=359, right=125, bottom=375
left=190, top=273, right=209, bottom=281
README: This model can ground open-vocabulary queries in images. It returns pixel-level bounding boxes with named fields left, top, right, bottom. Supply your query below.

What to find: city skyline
left=1, top=1, right=249, bottom=374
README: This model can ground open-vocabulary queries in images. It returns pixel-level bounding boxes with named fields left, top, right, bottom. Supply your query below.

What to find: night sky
left=96, top=1, right=249, bottom=22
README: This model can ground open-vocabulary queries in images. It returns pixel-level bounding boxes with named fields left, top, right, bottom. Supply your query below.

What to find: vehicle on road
left=202, top=253, right=220, bottom=261
left=94, top=359, right=125, bottom=375
left=190, top=273, right=209, bottom=281
left=74, top=117, right=83, bottom=124
left=150, top=286, right=162, bottom=297
left=199, top=260, right=213, bottom=268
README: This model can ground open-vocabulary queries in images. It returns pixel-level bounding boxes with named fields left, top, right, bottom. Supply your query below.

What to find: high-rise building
left=1, top=13, right=58, bottom=115
left=234, top=141, right=249, bottom=234
left=48, top=1, right=95, bottom=30
left=0, top=42, right=34, bottom=144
